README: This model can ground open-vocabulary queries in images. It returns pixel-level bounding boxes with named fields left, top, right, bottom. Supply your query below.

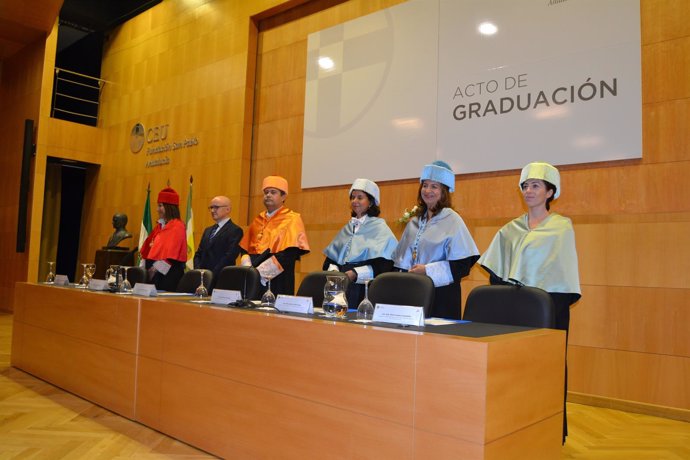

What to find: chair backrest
left=296, top=271, right=350, bottom=308
left=176, top=269, right=214, bottom=293
left=214, top=266, right=261, bottom=300
left=125, top=266, right=147, bottom=287
left=462, top=285, right=556, bottom=328
left=367, top=272, right=435, bottom=317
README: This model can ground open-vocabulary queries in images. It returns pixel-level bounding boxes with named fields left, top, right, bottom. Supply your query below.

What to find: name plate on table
left=132, top=283, right=157, bottom=297
left=373, top=304, right=425, bottom=327
left=87, top=279, right=109, bottom=291
left=210, top=289, right=242, bottom=305
left=275, top=295, right=313, bottom=314
left=54, top=275, right=70, bottom=286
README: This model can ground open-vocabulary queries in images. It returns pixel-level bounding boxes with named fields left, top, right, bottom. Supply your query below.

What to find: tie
left=209, top=224, right=220, bottom=239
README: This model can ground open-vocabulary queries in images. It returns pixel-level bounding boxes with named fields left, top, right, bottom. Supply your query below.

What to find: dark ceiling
left=61, top=0, right=161, bottom=32
left=58, top=0, right=162, bottom=52
left=0, top=0, right=161, bottom=62
left=0, top=0, right=62, bottom=61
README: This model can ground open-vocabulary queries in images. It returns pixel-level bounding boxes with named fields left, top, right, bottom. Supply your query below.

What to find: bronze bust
left=106, top=213, right=133, bottom=248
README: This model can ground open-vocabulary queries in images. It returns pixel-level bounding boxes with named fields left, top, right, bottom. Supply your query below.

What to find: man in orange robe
left=240, top=176, right=310, bottom=295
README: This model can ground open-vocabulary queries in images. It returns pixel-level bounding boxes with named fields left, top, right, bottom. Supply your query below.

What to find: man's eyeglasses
left=208, top=205, right=229, bottom=211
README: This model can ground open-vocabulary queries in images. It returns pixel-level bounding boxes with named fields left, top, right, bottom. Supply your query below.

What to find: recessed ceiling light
left=478, top=22, right=498, bottom=36
left=318, top=56, right=335, bottom=70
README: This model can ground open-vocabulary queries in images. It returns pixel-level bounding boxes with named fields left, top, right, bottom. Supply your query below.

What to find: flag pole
left=185, top=176, right=195, bottom=271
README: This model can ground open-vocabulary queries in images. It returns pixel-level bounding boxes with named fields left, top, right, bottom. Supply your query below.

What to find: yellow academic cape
left=478, top=213, right=580, bottom=295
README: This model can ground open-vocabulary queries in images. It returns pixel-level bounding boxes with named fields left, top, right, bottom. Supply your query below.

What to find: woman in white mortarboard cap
left=391, top=161, right=480, bottom=319
left=477, top=161, right=580, bottom=444
left=323, top=178, right=398, bottom=308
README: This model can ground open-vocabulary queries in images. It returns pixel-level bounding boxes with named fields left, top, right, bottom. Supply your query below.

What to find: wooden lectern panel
left=11, top=283, right=140, bottom=418
left=12, top=284, right=565, bottom=459
left=413, top=413, right=562, bottom=460
left=12, top=283, right=139, bottom=353
left=137, top=299, right=565, bottom=458
left=137, top=356, right=415, bottom=459
left=138, top=299, right=417, bottom=425
left=18, top=323, right=138, bottom=418
left=414, top=329, right=565, bottom=444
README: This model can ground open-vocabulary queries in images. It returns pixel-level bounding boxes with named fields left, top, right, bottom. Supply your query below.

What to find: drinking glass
left=323, top=275, right=347, bottom=318
left=356, top=279, right=374, bottom=321
left=194, top=270, right=209, bottom=298
left=86, top=264, right=96, bottom=282
left=45, top=261, right=56, bottom=284
left=77, top=263, right=89, bottom=287
left=120, top=267, right=132, bottom=293
left=260, top=275, right=275, bottom=307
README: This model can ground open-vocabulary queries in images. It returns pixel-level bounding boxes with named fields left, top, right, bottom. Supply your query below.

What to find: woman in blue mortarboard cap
left=323, top=178, right=398, bottom=308
left=392, top=161, right=480, bottom=319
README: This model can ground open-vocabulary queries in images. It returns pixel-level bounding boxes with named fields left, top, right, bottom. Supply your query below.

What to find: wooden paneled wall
left=80, top=1, right=251, bottom=264
left=0, top=15, right=102, bottom=304
left=10, top=0, right=688, bottom=413
left=0, top=36, right=46, bottom=310
left=23, top=23, right=103, bottom=288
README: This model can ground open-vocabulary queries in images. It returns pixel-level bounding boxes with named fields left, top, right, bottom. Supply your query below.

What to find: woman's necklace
left=411, top=215, right=429, bottom=264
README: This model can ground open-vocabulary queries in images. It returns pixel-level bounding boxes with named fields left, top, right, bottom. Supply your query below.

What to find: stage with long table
left=11, top=282, right=565, bottom=459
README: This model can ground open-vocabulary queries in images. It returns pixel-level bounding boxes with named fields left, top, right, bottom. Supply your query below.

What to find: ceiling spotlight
left=318, top=56, right=335, bottom=70
left=478, top=22, right=498, bottom=36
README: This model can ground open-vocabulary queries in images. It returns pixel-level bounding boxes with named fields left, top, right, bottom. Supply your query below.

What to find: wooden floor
left=1, top=313, right=688, bottom=459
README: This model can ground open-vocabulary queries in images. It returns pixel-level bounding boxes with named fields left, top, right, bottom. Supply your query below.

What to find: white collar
left=266, top=206, right=283, bottom=218
left=350, top=215, right=367, bottom=225
left=214, top=217, right=230, bottom=228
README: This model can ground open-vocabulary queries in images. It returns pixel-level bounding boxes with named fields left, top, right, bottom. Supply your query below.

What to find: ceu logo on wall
left=302, top=0, right=641, bottom=189
left=304, top=10, right=394, bottom=138
left=129, top=122, right=198, bottom=168
left=130, top=123, right=145, bottom=153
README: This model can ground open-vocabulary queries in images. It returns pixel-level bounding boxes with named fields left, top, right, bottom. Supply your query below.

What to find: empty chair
left=462, top=285, right=555, bottom=328
left=125, top=266, right=147, bottom=287
left=367, top=272, right=435, bottom=317
left=214, top=266, right=262, bottom=300
left=296, top=271, right=350, bottom=308
left=176, top=269, right=213, bottom=293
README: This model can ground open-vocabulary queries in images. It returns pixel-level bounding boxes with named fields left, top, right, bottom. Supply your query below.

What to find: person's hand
left=147, top=266, right=157, bottom=280
left=409, top=264, right=427, bottom=275
left=346, top=270, right=357, bottom=282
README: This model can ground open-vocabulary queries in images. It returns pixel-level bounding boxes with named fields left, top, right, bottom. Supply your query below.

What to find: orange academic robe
left=240, top=207, right=309, bottom=295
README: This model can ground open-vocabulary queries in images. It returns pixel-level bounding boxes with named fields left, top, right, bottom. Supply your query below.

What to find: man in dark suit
left=193, top=196, right=243, bottom=286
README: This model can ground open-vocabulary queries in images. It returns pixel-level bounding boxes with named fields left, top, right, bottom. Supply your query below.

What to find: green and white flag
left=137, top=185, right=153, bottom=266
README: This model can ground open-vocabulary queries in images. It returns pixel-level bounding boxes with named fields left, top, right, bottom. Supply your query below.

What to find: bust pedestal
left=94, top=248, right=132, bottom=279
